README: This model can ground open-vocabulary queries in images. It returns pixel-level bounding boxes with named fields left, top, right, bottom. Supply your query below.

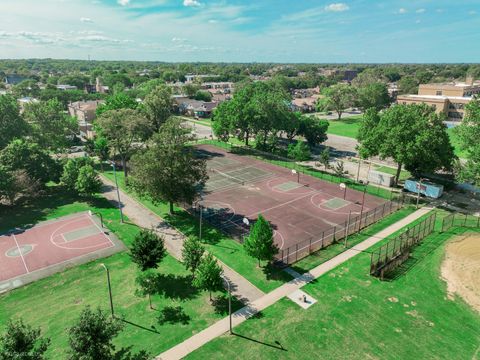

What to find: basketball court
left=193, top=145, right=395, bottom=262
left=0, top=212, right=125, bottom=293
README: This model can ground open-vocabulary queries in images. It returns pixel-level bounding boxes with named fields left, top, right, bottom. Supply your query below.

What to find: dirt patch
left=441, top=233, right=480, bottom=313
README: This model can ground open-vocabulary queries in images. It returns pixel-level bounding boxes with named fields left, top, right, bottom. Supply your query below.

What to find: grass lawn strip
left=0, top=188, right=243, bottom=359
left=185, top=212, right=480, bottom=360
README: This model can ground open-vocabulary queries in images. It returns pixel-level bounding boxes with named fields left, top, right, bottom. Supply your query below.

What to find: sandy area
left=441, top=233, right=480, bottom=313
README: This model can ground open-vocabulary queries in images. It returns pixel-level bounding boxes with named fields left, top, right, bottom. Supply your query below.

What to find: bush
left=287, top=141, right=311, bottom=161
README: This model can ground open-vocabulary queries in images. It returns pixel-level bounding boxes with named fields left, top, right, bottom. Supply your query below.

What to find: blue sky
left=0, top=0, right=479, bottom=62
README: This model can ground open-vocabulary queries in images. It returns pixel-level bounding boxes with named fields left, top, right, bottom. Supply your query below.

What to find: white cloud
left=117, top=0, right=129, bottom=6
left=469, top=10, right=477, bottom=15
left=416, top=8, right=426, bottom=14
left=183, top=0, right=201, bottom=7
left=324, top=3, right=349, bottom=12
left=171, top=37, right=187, bottom=42
left=80, top=17, right=93, bottom=23
left=415, top=19, right=421, bottom=24
left=398, top=8, right=407, bottom=14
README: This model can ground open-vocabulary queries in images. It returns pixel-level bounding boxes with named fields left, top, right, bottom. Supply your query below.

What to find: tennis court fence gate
left=369, top=212, right=437, bottom=279
left=277, top=195, right=406, bottom=266
left=441, top=212, right=480, bottom=232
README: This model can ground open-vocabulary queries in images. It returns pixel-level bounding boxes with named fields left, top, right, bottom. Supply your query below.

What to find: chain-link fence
left=276, top=195, right=406, bottom=265
left=370, top=212, right=437, bottom=279
left=441, top=212, right=480, bottom=232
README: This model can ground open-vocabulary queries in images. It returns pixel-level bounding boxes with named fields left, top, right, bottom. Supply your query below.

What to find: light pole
left=109, top=161, right=124, bottom=223
left=199, top=203, right=203, bottom=243
left=100, top=263, right=114, bottom=318
left=221, top=275, right=233, bottom=335
left=416, top=178, right=424, bottom=209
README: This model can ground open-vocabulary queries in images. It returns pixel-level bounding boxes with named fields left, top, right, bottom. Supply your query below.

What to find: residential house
left=68, top=100, right=104, bottom=139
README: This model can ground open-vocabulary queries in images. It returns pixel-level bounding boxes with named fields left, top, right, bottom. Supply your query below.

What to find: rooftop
left=398, top=94, right=474, bottom=101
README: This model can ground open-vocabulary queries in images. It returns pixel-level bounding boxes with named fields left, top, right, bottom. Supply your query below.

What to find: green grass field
left=374, top=165, right=412, bottom=182
left=0, top=188, right=243, bottom=359
left=102, top=170, right=293, bottom=293
left=186, top=215, right=480, bottom=360
left=322, top=115, right=363, bottom=138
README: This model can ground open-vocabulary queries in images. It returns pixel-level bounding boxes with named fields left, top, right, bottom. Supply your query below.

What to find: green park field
left=186, top=214, right=480, bottom=360
left=0, top=187, right=243, bottom=359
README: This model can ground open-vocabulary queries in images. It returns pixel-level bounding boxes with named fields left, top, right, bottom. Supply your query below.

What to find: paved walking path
left=99, top=175, right=265, bottom=304
left=157, top=206, right=433, bottom=360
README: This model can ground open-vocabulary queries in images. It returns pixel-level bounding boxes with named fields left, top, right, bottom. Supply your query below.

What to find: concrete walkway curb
left=157, top=206, right=433, bottom=360
left=99, top=175, right=265, bottom=304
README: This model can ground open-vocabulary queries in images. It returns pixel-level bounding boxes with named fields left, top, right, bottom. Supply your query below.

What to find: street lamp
left=416, top=178, right=424, bottom=209
left=109, top=161, right=124, bottom=223
left=100, top=263, right=114, bottom=318
left=221, top=274, right=233, bottom=335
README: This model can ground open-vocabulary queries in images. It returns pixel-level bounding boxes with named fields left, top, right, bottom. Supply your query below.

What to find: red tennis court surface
left=0, top=212, right=125, bottom=293
left=193, top=145, right=399, bottom=260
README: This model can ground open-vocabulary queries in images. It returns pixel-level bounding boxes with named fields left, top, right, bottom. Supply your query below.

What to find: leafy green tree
left=182, top=236, right=205, bottom=278
left=75, top=164, right=101, bottom=196
left=194, top=90, right=213, bottom=102
left=68, top=307, right=123, bottom=360
left=454, top=98, right=480, bottom=186
left=334, top=161, right=346, bottom=177
left=0, top=139, right=61, bottom=185
left=298, top=116, right=329, bottom=147
left=357, top=104, right=455, bottom=184
left=24, top=98, right=78, bottom=152
left=135, top=270, right=158, bottom=310
left=183, top=83, right=200, bottom=98
left=130, top=118, right=208, bottom=214
left=398, top=76, right=419, bottom=94
left=93, top=136, right=110, bottom=172
left=11, top=80, right=40, bottom=98
left=318, top=84, right=357, bottom=120
left=288, top=141, right=311, bottom=161
left=0, top=95, right=30, bottom=150
left=130, top=229, right=166, bottom=271
left=355, top=82, right=391, bottom=111
left=142, top=84, right=174, bottom=133
left=243, top=215, right=278, bottom=267
left=96, top=109, right=151, bottom=178
left=0, top=168, right=40, bottom=206
left=0, top=318, right=50, bottom=360
left=61, top=158, right=95, bottom=190
left=317, top=148, right=330, bottom=171
left=192, top=253, right=223, bottom=300
left=357, top=108, right=382, bottom=159
left=96, top=92, right=138, bottom=116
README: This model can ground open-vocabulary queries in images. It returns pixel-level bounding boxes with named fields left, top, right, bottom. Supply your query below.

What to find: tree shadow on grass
left=157, top=305, right=191, bottom=325
left=149, top=273, right=200, bottom=300
left=262, top=263, right=294, bottom=283
left=120, top=318, right=160, bottom=334
left=211, top=294, right=244, bottom=315
left=113, top=346, right=150, bottom=360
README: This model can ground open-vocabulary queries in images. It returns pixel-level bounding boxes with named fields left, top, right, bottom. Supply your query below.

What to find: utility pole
left=110, top=161, right=124, bottom=223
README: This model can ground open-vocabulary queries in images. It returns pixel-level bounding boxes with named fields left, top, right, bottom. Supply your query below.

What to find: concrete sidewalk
left=157, top=206, right=433, bottom=360
left=99, top=175, right=265, bottom=304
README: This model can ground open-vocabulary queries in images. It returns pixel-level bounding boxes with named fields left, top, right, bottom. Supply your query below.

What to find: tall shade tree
left=130, top=229, right=166, bottom=272
left=0, top=139, right=61, bottom=185
left=0, top=318, right=50, bottom=360
left=142, top=84, right=174, bottom=133
left=355, top=82, right=391, bottom=111
left=318, top=84, right=357, bottom=120
left=130, top=118, right=208, bottom=214
left=95, top=109, right=151, bottom=178
left=0, top=95, right=29, bottom=150
left=298, top=116, right=329, bottom=147
left=192, top=253, right=224, bottom=301
left=357, top=104, right=455, bottom=184
left=24, top=98, right=78, bottom=152
left=454, top=98, right=480, bottom=186
left=74, top=164, right=102, bottom=197
left=96, top=92, right=138, bottom=116
left=243, top=214, right=278, bottom=267
left=67, top=306, right=150, bottom=360
left=182, top=236, right=205, bottom=278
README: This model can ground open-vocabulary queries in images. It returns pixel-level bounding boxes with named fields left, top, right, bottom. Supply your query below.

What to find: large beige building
left=397, top=77, right=479, bottom=121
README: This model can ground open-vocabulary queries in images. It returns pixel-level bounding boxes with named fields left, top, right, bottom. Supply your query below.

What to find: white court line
left=87, top=214, right=115, bottom=248
left=12, top=234, right=30, bottom=274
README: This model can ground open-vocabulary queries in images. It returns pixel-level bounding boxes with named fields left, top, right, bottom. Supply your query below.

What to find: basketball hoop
left=243, top=217, right=250, bottom=226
